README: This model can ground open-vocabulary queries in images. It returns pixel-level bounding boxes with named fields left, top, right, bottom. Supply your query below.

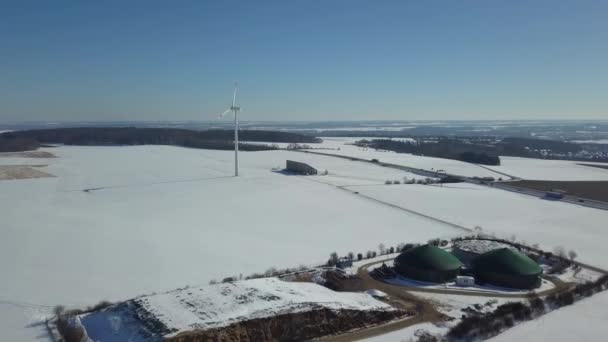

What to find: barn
left=393, top=245, right=463, bottom=283
left=286, top=160, right=318, bottom=175
left=472, top=248, right=542, bottom=289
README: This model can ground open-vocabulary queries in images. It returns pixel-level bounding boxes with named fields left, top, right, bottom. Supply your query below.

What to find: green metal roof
left=473, top=248, right=542, bottom=276
left=395, top=245, right=463, bottom=271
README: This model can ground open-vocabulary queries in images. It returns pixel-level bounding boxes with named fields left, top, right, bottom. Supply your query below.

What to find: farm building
left=394, top=245, right=463, bottom=283
left=472, top=248, right=542, bottom=289
left=286, top=160, right=318, bottom=175
left=456, top=275, right=475, bottom=287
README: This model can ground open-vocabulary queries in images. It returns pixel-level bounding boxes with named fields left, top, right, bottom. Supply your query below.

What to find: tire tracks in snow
left=297, top=176, right=472, bottom=234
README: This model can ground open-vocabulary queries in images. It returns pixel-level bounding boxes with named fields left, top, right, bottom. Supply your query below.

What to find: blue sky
left=1, top=0, right=607, bottom=122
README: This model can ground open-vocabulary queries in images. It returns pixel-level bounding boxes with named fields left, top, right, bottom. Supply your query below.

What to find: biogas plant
left=372, top=238, right=546, bottom=291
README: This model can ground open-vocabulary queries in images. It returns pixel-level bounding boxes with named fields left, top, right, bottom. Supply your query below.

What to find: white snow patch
left=0, top=145, right=461, bottom=341
left=81, top=278, right=395, bottom=340
left=486, top=157, right=608, bottom=181
left=490, top=290, right=608, bottom=342
left=347, top=183, right=608, bottom=271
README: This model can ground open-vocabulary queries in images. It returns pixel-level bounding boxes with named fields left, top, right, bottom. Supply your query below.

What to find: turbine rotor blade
left=232, top=82, right=238, bottom=107
left=218, top=108, right=231, bottom=119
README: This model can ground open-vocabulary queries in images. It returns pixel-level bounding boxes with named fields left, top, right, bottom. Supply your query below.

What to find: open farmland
left=312, top=138, right=608, bottom=181
left=348, top=183, right=608, bottom=271
left=0, top=145, right=462, bottom=341
left=490, top=290, right=608, bottom=342
left=508, top=180, right=608, bottom=202
left=307, top=140, right=505, bottom=179
left=486, top=157, right=608, bottom=181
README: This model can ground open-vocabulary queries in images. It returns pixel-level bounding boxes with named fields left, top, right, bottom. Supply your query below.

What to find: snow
left=486, top=157, right=608, bottom=181
left=305, top=143, right=505, bottom=179
left=365, top=289, right=388, bottom=298
left=364, top=323, right=444, bottom=342
left=346, top=183, right=608, bottom=271
left=0, top=145, right=462, bottom=341
left=453, top=239, right=516, bottom=254
left=313, top=138, right=608, bottom=181
left=556, top=267, right=603, bottom=284
left=80, top=278, right=394, bottom=340
left=490, top=290, right=608, bottom=342
left=384, top=274, right=554, bottom=295
left=368, top=260, right=554, bottom=295
left=572, top=139, right=608, bottom=144
left=365, top=294, right=518, bottom=342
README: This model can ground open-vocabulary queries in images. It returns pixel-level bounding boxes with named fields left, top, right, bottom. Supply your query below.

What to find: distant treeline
left=0, top=127, right=321, bottom=152
left=357, top=139, right=501, bottom=165
left=355, top=136, right=608, bottom=165
left=0, top=133, right=40, bottom=152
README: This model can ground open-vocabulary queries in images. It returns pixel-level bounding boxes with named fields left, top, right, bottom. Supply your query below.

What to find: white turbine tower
left=219, top=82, right=241, bottom=176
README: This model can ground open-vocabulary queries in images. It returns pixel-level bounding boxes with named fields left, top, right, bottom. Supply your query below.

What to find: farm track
left=358, top=259, right=570, bottom=299
left=322, top=253, right=606, bottom=342
left=320, top=259, right=446, bottom=342
left=298, top=175, right=472, bottom=234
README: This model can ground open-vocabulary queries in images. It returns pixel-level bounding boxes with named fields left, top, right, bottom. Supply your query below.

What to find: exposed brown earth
left=167, top=308, right=409, bottom=342
left=0, top=165, right=54, bottom=180
left=509, top=180, right=608, bottom=202
left=0, top=151, right=56, bottom=158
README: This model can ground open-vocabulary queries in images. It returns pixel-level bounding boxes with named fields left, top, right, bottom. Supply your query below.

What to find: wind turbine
left=219, top=82, right=241, bottom=176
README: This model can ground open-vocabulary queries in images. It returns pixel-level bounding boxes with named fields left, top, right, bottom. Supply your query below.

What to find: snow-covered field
left=306, top=138, right=509, bottom=179
left=0, top=145, right=462, bottom=341
left=313, top=137, right=608, bottom=181
left=490, top=290, right=608, bottom=342
left=486, top=157, right=608, bottom=181
left=348, top=183, right=608, bottom=271
left=81, top=278, right=394, bottom=340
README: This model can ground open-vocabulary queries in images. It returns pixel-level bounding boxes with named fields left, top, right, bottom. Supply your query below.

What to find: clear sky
left=1, top=0, right=607, bottom=122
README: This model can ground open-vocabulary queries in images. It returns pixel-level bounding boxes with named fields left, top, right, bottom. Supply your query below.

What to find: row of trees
left=385, top=177, right=439, bottom=185
left=327, top=242, right=422, bottom=266
left=355, top=138, right=502, bottom=166
left=447, top=274, right=608, bottom=340
left=1, top=127, right=321, bottom=153
left=0, top=132, right=39, bottom=152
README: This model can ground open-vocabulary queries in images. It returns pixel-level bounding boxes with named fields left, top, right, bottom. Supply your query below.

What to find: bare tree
left=53, top=305, right=65, bottom=318
left=554, top=246, right=567, bottom=258
left=474, top=226, right=483, bottom=235
left=347, top=251, right=354, bottom=260
left=378, top=243, right=386, bottom=255
left=328, top=252, right=339, bottom=266
left=568, top=250, right=578, bottom=261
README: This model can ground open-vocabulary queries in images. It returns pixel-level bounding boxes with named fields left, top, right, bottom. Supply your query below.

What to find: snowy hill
left=80, top=278, right=397, bottom=341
